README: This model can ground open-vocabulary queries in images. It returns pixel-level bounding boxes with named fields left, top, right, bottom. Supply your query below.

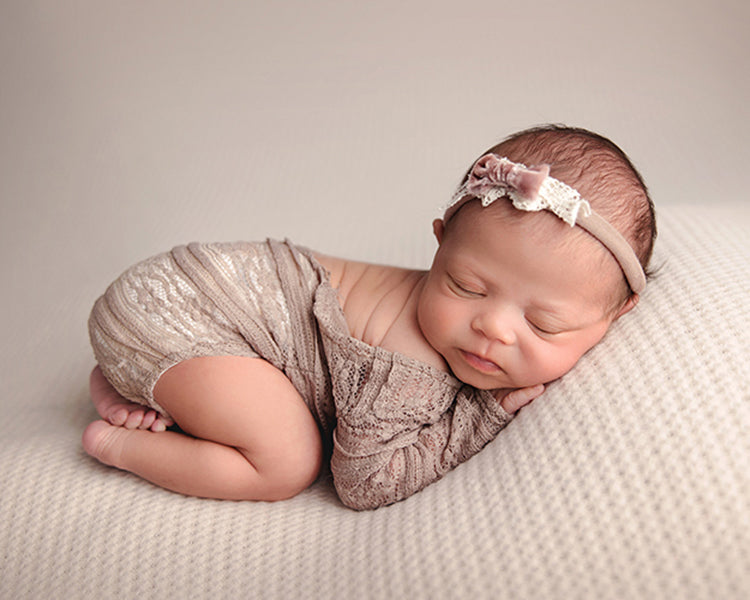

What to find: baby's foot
left=82, top=420, right=130, bottom=467
left=89, top=366, right=174, bottom=432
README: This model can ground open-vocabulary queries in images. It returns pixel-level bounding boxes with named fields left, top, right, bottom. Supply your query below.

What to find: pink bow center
left=466, top=154, right=550, bottom=202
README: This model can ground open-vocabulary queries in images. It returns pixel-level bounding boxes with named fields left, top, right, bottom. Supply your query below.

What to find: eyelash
left=449, top=276, right=483, bottom=297
left=528, top=321, right=558, bottom=335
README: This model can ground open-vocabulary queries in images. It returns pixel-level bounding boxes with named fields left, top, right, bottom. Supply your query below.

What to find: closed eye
left=448, top=275, right=484, bottom=297
left=528, top=320, right=563, bottom=335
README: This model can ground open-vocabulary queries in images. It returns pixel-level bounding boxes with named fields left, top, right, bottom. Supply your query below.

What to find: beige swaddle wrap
left=89, top=238, right=513, bottom=509
left=89, top=239, right=336, bottom=437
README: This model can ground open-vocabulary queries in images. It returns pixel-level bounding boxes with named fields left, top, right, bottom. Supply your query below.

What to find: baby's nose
left=471, top=310, right=517, bottom=345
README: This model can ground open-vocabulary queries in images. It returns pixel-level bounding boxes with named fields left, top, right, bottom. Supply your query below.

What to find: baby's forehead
left=444, top=201, right=625, bottom=302
left=446, top=198, right=577, bottom=242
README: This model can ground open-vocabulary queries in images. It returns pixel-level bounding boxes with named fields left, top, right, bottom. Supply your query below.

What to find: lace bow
left=451, top=154, right=592, bottom=226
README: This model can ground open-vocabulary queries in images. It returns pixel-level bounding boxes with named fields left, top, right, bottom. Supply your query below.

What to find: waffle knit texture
left=1, top=204, right=748, bottom=599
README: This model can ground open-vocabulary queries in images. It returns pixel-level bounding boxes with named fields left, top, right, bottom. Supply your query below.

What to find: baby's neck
left=314, top=253, right=448, bottom=370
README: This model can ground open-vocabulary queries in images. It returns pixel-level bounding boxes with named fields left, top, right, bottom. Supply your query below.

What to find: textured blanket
left=1, top=204, right=748, bottom=599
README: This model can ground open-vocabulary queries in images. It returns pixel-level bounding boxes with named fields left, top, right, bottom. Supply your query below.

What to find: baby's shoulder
left=313, top=253, right=447, bottom=371
left=314, top=253, right=424, bottom=316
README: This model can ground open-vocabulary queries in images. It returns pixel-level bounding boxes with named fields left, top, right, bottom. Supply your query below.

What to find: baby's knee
left=257, top=434, right=324, bottom=501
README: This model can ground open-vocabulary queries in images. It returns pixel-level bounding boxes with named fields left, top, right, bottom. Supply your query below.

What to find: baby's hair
left=466, top=124, right=657, bottom=275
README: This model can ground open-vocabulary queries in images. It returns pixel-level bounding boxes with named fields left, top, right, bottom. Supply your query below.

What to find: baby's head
left=417, top=125, right=656, bottom=390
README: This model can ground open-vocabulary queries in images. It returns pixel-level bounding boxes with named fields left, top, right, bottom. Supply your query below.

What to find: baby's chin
left=452, top=368, right=547, bottom=392
left=449, top=367, right=519, bottom=391
left=445, top=352, right=557, bottom=390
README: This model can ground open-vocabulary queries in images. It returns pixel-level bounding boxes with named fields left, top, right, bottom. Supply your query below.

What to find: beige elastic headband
left=444, top=154, right=646, bottom=294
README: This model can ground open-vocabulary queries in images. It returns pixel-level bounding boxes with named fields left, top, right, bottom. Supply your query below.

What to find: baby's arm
left=330, top=384, right=544, bottom=510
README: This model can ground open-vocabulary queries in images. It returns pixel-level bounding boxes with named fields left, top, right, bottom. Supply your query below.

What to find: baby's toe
left=139, top=410, right=157, bottom=430
left=107, top=405, right=130, bottom=427
left=123, top=408, right=147, bottom=430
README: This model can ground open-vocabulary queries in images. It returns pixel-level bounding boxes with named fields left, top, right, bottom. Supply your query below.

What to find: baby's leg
left=89, top=366, right=174, bottom=431
left=82, top=356, right=323, bottom=501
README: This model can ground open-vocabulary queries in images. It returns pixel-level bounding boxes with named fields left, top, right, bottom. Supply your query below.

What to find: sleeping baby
left=83, top=124, right=656, bottom=510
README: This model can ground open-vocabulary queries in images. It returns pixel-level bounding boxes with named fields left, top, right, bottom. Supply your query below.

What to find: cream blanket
left=0, top=204, right=748, bottom=599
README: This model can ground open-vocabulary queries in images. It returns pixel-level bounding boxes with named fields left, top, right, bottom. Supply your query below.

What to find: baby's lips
left=461, top=350, right=502, bottom=374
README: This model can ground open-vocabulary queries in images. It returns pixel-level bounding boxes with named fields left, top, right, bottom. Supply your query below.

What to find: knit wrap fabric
left=88, top=238, right=512, bottom=509
left=314, top=280, right=511, bottom=508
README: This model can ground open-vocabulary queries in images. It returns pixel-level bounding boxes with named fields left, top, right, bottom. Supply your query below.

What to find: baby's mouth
left=460, top=350, right=502, bottom=374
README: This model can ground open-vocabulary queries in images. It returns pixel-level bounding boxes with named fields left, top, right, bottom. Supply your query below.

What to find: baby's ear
left=615, top=294, right=639, bottom=319
left=432, top=219, right=445, bottom=244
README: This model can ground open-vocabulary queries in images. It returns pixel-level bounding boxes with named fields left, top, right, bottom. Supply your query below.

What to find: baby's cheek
left=429, top=303, right=456, bottom=341
left=417, top=296, right=446, bottom=343
left=531, top=346, right=584, bottom=384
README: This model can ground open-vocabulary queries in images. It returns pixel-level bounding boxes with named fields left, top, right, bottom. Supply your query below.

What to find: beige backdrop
left=0, top=2, right=748, bottom=598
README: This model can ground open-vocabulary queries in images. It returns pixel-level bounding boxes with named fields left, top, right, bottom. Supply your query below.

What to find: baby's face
left=417, top=202, right=634, bottom=390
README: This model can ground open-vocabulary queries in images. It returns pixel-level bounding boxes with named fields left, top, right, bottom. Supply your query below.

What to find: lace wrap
left=89, top=239, right=514, bottom=509
left=314, top=279, right=513, bottom=510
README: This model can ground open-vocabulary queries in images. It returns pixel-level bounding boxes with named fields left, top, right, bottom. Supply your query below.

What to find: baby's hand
left=497, top=384, right=545, bottom=414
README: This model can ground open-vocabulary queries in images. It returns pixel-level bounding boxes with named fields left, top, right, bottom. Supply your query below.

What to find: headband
left=444, top=154, right=646, bottom=294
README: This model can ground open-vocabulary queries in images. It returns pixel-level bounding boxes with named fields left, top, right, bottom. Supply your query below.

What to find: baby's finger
left=500, top=384, right=545, bottom=414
